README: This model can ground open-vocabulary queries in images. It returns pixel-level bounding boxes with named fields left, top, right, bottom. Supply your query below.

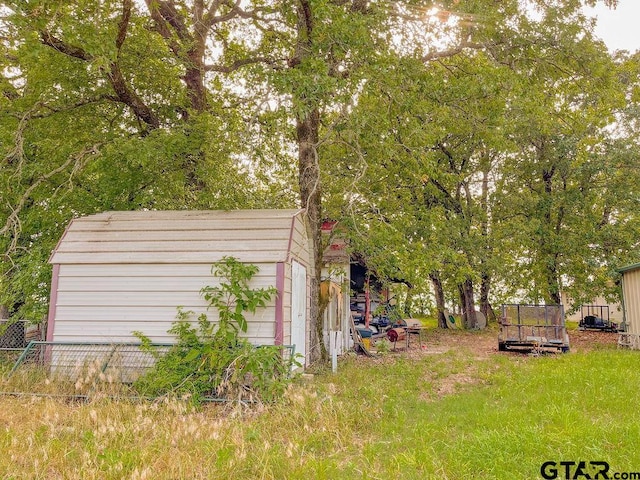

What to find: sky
left=583, top=2, right=640, bottom=52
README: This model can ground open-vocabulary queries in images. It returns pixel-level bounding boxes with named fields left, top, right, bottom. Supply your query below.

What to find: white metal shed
left=617, top=263, right=640, bottom=349
left=46, top=209, right=314, bottom=365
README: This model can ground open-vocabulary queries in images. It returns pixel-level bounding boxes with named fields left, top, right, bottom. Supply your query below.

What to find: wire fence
left=0, top=320, right=45, bottom=367
left=0, top=340, right=296, bottom=401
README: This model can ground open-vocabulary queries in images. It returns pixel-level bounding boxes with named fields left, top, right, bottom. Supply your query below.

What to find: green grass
left=414, top=315, right=439, bottom=328
left=1, top=332, right=640, bottom=479
left=565, top=319, right=580, bottom=331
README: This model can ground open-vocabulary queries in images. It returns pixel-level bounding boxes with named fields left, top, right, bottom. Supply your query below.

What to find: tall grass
left=1, top=333, right=639, bottom=479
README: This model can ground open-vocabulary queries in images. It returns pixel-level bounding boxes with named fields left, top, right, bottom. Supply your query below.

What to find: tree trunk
left=458, top=278, right=477, bottom=329
left=184, top=33, right=207, bottom=113
left=545, top=261, right=562, bottom=305
left=294, top=1, right=325, bottom=363
left=541, top=159, right=562, bottom=305
left=480, top=272, right=491, bottom=320
left=403, top=287, right=414, bottom=317
left=479, top=158, right=493, bottom=322
left=429, top=271, right=447, bottom=329
left=297, top=108, right=324, bottom=363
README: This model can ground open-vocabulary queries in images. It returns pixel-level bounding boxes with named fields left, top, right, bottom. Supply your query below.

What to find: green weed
left=133, top=257, right=292, bottom=404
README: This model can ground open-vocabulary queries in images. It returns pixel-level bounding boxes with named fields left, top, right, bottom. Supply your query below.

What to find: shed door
left=291, top=260, right=307, bottom=364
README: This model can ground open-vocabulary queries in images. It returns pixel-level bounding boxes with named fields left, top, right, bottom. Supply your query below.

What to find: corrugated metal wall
left=622, top=268, right=640, bottom=336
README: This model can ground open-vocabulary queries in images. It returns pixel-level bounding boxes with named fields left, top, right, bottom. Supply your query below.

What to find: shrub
left=134, top=257, right=297, bottom=404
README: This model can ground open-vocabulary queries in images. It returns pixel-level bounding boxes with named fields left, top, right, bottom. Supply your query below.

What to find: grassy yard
left=1, top=328, right=640, bottom=479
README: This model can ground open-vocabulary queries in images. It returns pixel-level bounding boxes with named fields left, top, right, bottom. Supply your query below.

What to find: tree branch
left=205, top=56, right=285, bottom=73
left=1, top=75, right=20, bottom=100
left=1, top=144, right=103, bottom=255
left=2, top=105, right=35, bottom=172
left=40, top=6, right=159, bottom=130
left=216, top=0, right=276, bottom=22
left=205, top=0, right=225, bottom=21
left=107, top=62, right=160, bottom=128
left=8, top=97, right=111, bottom=119
left=116, top=0, right=133, bottom=51
left=207, top=0, right=242, bottom=23
left=112, top=1, right=160, bottom=128
left=154, top=0, right=190, bottom=40
left=421, top=41, right=486, bottom=63
left=437, top=141, right=459, bottom=174
left=143, top=0, right=181, bottom=55
left=430, top=178, right=464, bottom=216
left=40, top=31, right=93, bottom=61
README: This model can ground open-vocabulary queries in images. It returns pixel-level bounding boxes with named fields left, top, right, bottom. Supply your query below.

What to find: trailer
left=578, top=305, right=618, bottom=332
left=499, top=304, right=570, bottom=353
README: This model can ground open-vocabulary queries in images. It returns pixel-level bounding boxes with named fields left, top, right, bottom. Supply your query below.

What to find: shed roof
left=49, top=209, right=308, bottom=265
left=618, top=263, right=640, bottom=274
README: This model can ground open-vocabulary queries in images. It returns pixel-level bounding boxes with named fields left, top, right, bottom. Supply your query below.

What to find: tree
left=322, top=0, right=635, bottom=324
left=491, top=2, right=632, bottom=306
left=280, top=0, right=391, bottom=360
left=0, top=0, right=293, bottom=320
left=1, top=0, right=636, bottom=340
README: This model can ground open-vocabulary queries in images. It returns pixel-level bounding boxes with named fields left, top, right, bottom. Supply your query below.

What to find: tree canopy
left=1, top=0, right=639, bottom=349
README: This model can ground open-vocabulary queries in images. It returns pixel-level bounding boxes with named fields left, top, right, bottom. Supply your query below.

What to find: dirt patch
left=373, top=329, right=498, bottom=359
left=370, top=325, right=619, bottom=359
left=425, top=328, right=498, bottom=358
left=372, top=327, right=499, bottom=359
left=363, top=325, right=621, bottom=403
left=567, top=328, right=619, bottom=352
left=432, top=372, right=477, bottom=397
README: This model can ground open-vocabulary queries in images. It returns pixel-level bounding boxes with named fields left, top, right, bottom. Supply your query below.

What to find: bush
left=134, top=257, right=298, bottom=404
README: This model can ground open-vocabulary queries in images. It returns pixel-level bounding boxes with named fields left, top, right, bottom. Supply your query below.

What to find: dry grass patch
left=0, top=326, right=636, bottom=479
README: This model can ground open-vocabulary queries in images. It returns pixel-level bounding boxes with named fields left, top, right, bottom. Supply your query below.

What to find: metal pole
left=9, top=340, right=36, bottom=376
left=330, top=331, right=338, bottom=373
left=365, top=274, right=370, bottom=328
